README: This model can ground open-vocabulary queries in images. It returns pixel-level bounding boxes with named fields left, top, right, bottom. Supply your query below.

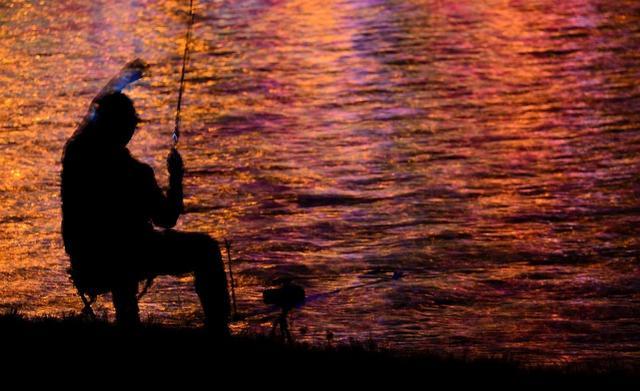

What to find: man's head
left=93, top=92, right=140, bottom=147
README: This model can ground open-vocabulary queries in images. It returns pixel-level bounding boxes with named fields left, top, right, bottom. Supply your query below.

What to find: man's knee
left=204, top=235, right=221, bottom=254
left=191, top=233, right=220, bottom=257
left=186, top=233, right=222, bottom=268
left=158, top=230, right=224, bottom=274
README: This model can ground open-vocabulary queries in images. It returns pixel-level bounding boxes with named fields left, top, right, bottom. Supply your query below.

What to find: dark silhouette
left=263, top=279, right=305, bottom=343
left=61, top=92, right=230, bottom=335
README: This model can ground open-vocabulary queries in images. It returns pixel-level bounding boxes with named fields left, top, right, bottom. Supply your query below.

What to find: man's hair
left=94, top=92, right=138, bottom=125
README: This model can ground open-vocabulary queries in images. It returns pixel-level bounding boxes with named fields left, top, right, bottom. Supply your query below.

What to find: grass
left=1, top=310, right=637, bottom=385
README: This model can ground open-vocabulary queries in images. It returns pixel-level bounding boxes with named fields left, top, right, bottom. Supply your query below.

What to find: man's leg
left=111, top=279, right=140, bottom=328
left=192, top=237, right=231, bottom=336
left=143, top=230, right=231, bottom=335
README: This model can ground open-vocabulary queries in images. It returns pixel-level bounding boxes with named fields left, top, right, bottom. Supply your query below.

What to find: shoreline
left=2, top=311, right=638, bottom=385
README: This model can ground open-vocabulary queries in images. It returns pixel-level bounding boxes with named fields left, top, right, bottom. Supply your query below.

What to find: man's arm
left=149, top=148, right=184, bottom=228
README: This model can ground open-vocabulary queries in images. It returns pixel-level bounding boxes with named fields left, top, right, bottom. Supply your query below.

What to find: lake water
left=1, top=0, right=639, bottom=365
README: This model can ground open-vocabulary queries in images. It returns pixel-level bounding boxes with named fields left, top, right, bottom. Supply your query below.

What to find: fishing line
left=173, top=0, right=196, bottom=146
left=304, top=271, right=404, bottom=303
left=231, top=271, right=405, bottom=322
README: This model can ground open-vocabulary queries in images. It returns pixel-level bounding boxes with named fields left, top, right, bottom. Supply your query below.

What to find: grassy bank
left=1, top=311, right=637, bottom=386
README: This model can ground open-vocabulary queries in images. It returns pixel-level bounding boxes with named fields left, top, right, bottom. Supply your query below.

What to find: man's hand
left=167, top=147, right=184, bottom=180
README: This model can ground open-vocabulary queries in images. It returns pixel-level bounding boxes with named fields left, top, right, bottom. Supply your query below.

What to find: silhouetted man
left=61, top=92, right=230, bottom=335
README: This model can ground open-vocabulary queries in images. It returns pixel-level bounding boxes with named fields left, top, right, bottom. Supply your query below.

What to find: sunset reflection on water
left=1, top=0, right=639, bottom=365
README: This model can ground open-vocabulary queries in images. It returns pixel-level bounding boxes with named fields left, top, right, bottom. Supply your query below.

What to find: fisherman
left=61, top=91, right=230, bottom=335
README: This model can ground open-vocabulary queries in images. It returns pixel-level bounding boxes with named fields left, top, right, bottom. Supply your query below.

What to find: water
left=1, top=0, right=640, bottom=365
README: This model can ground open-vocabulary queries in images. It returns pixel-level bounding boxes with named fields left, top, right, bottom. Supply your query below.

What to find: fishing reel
left=263, top=278, right=306, bottom=311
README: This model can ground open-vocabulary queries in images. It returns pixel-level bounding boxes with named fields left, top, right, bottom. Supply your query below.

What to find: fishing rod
left=171, top=0, right=244, bottom=322
left=173, top=0, right=196, bottom=146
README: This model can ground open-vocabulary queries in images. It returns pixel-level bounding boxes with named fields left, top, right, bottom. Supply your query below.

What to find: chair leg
left=79, top=293, right=96, bottom=320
